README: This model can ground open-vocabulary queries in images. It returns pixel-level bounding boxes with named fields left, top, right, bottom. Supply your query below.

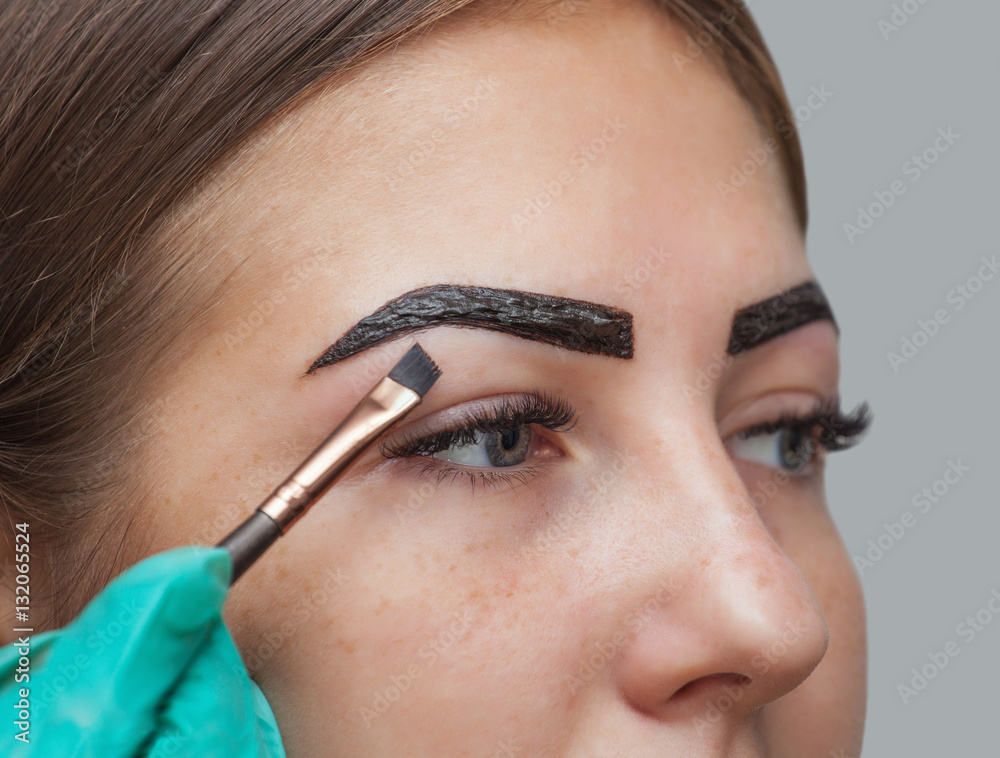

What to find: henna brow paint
left=307, top=284, right=634, bottom=373
left=728, top=281, right=836, bottom=355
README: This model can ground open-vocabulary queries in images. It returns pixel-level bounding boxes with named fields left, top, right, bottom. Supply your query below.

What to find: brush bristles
left=387, top=343, right=442, bottom=397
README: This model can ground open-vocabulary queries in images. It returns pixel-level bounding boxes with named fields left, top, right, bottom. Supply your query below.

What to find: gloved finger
left=248, top=677, right=286, bottom=757
left=142, top=619, right=286, bottom=757
left=25, top=545, right=232, bottom=757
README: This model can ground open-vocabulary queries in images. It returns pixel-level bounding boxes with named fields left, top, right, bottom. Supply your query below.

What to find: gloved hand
left=0, top=546, right=285, bottom=757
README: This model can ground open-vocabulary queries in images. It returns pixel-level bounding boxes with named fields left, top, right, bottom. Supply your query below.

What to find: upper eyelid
left=731, top=395, right=842, bottom=436
left=386, top=394, right=544, bottom=438
left=736, top=407, right=835, bottom=438
left=376, top=396, right=517, bottom=457
left=379, top=391, right=578, bottom=457
left=734, top=400, right=872, bottom=451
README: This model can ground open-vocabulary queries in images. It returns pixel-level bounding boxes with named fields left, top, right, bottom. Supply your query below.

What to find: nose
left=613, top=453, right=830, bottom=724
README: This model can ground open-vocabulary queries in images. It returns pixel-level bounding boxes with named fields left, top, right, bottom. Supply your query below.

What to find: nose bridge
left=626, top=397, right=811, bottom=594
left=691, top=499, right=830, bottom=710
left=611, top=424, right=830, bottom=719
left=696, top=507, right=829, bottom=659
left=662, top=440, right=827, bottom=643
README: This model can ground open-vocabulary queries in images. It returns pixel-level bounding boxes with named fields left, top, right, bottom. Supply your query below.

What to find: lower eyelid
left=390, top=456, right=556, bottom=491
left=381, top=425, right=568, bottom=493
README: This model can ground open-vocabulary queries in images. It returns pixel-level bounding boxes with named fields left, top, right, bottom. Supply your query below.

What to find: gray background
left=750, top=1, right=999, bottom=755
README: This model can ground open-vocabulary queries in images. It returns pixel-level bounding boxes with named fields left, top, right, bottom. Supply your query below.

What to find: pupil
left=484, top=425, right=531, bottom=467
left=781, top=427, right=813, bottom=469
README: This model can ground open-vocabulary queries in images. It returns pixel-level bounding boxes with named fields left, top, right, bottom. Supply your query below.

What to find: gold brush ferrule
left=258, top=376, right=421, bottom=532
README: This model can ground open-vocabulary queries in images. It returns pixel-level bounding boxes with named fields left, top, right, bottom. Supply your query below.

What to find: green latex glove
left=0, top=546, right=285, bottom=757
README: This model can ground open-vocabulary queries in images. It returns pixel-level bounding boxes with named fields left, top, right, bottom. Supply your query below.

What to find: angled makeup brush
left=217, top=343, right=442, bottom=584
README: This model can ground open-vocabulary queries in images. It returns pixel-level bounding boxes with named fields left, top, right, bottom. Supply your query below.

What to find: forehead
left=177, top=0, right=805, bottom=357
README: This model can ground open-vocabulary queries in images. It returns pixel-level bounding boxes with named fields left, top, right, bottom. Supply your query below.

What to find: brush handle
left=217, top=510, right=283, bottom=585
left=214, top=375, right=426, bottom=585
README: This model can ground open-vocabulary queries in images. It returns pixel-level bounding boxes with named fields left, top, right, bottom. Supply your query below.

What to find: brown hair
left=0, top=0, right=806, bottom=628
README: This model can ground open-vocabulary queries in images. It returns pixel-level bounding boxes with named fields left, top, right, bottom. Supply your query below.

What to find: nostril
left=671, top=672, right=752, bottom=703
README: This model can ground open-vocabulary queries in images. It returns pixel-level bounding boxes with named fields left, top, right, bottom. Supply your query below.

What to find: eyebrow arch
left=306, top=283, right=634, bottom=373
left=727, top=281, right=837, bottom=356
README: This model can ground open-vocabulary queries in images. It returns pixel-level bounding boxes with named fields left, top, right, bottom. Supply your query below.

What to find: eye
left=726, top=398, right=872, bottom=478
left=728, top=424, right=818, bottom=476
left=379, top=390, right=577, bottom=489
left=432, top=425, right=534, bottom=467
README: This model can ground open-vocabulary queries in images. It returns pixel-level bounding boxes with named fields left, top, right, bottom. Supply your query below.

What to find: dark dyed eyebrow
left=306, top=284, right=634, bottom=373
left=727, top=281, right=837, bottom=356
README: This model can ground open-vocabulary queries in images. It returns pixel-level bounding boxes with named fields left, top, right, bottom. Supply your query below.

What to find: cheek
left=221, top=486, right=583, bottom=750
left=751, top=472, right=867, bottom=671
left=755, top=484, right=867, bottom=753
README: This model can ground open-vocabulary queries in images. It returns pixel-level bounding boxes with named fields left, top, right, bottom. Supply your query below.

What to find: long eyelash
left=379, top=390, right=578, bottom=460
left=737, top=396, right=873, bottom=452
left=393, top=458, right=557, bottom=494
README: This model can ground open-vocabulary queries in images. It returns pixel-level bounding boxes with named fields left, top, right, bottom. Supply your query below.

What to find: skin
left=124, top=1, right=868, bottom=755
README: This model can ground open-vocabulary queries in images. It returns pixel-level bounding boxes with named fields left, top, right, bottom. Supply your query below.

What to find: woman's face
left=139, top=2, right=866, bottom=755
